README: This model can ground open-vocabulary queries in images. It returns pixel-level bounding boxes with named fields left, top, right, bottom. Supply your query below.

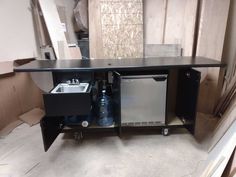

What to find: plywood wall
left=89, top=0, right=143, bottom=59
left=196, top=0, right=230, bottom=113
left=144, top=0, right=198, bottom=56
left=0, top=0, right=39, bottom=61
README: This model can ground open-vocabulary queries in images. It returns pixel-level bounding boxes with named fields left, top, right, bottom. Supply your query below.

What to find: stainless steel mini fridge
left=120, top=74, right=168, bottom=126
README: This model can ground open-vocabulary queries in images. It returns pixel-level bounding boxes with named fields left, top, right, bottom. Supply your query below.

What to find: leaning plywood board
left=38, top=0, right=71, bottom=59
left=196, top=0, right=230, bottom=113
left=164, top=0, right=198, bottom=56
left=144, top=0, right=197, bottom=57
left=89, top=0, right=143, bottom=59
left=69, top=47, right=83, bottom=59
left=89, top=0, right=103, bottom=59
left=31, top=0, right=51, bottom=47
left=57, top=5, right=70, bottom=42
left=144, top=0, right=166, bottom=45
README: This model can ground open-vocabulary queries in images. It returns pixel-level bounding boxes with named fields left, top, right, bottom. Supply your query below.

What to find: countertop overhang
left=14, top=57, right=226, bottom=72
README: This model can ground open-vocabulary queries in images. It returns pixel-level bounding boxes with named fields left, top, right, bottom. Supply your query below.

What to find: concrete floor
left=0, top=116, right=215, bottom=177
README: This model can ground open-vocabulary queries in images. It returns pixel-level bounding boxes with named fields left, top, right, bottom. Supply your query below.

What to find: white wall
left=0, top=0, right=39, bottom=61
left=0, top=0, right=77, bottom=61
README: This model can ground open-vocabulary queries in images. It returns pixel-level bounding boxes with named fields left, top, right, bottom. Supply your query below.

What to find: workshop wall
left=0, top=0, right=76, bottom=61
left=0, top=0, right=39, bottom=61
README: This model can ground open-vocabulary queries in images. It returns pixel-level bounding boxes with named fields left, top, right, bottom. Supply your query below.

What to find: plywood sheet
left=144, top=0, right=166, bottom=44
left=38, top=0, right=71, bottom=59
left=196, top=0, right=230, bottom=62
left=164, top=0, right=198, bottom=56
left=57, top=5, right=70, bottom=42
left=89, top=0, right=103, bottom=59
left=144, top=0, right=197, bottom=57
left=31, top=0, right=51, bottom=47
left=69, top=47, right=82, bottom=59
left=89, top=0, right=143, bottom=59
left=196, top=0, right=230, bottom=113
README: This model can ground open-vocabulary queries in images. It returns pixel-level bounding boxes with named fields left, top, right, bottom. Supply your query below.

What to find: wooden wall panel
left=144, top=0, right=166, bottom=44
left=144, top=0, right=198, bottom=57
left=89, top=0, right=103, bottom=59
left=38, top=0, right=71, bottom=59
left=164, top=0, right=198, bottom=56
left=196, top=0, right=230, bottom=113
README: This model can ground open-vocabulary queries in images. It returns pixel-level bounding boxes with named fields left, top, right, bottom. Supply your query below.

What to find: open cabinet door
left=112, top=72, right=121, bottom=136
left=40, top=116, right=64, bottom=151
left=176, top=69, right=201, bottom=134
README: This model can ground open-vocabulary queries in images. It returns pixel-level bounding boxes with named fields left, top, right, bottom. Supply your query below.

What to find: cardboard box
left=0, top=59, right=44, bottom=136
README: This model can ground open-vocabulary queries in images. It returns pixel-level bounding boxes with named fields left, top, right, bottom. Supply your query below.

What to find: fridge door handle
left=153, top=76, right=167, bottom=82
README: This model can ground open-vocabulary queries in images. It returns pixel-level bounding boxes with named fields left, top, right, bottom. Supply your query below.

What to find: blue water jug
left=97, top=89, right=113, bottom=126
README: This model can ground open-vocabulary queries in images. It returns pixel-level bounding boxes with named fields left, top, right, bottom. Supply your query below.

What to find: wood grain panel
left=89, top=0, right=143, bottom=59
left=164, top=0, right=198, bottom=56
left=196, top=0, right=230, bottom=113
left=38, top=0, right=71, bottom=59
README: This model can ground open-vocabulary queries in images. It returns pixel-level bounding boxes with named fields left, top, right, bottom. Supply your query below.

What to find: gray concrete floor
left=0, top=116, right=216, bottom=177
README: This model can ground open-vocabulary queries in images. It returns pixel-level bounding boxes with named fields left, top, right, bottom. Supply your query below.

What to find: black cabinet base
left=40, top=117, right=194, bottom=152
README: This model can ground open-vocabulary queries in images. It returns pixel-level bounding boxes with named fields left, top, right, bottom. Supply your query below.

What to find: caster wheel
left=74, top=132, right=83, bottom=142
left=162, top=128, right=169, bottom=136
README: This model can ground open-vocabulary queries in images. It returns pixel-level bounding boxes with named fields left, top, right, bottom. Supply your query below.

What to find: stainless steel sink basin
left=51, top=83, right=89, bottom=93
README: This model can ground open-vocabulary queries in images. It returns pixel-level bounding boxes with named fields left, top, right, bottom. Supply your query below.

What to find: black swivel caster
left=162, top=128, right=169, bottom=136
left=74, top=132, right=83, bottom=142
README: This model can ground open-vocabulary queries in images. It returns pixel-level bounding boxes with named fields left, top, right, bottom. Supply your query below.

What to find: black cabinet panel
left=176, top=69, right=201, bottom=134
left=43, top=86, right=92, bottom=116
left=40, top=116, right=64, bottom=151
left=113, top=72, right=121, bottom=135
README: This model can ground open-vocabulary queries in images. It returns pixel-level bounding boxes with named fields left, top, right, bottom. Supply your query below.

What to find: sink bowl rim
left=51, top=83, right=89, bottom=93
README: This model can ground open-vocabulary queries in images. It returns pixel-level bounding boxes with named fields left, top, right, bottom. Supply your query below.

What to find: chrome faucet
left=66, top=78, right=80, bottom=84
left=72, top=79, right=80, bottom=84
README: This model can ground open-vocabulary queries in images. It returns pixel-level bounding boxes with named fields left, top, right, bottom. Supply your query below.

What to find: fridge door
left=121, top=75, right=167, bottom=126
left=40, top=116, right=64, bottom=151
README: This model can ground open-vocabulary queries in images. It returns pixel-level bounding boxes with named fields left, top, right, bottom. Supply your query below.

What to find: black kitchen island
left=14, top=57, right=225, bottom=151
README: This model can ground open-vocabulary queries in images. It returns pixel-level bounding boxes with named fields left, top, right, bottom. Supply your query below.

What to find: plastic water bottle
left=97, top=89, right=113, bottom=126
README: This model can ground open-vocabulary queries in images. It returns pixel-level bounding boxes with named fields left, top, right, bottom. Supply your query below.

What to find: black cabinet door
left=112, top=72, right=121, bottom=135
left=40, top=116, right=64, bottom=151
left=176, top=69, right=201, bottom=134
